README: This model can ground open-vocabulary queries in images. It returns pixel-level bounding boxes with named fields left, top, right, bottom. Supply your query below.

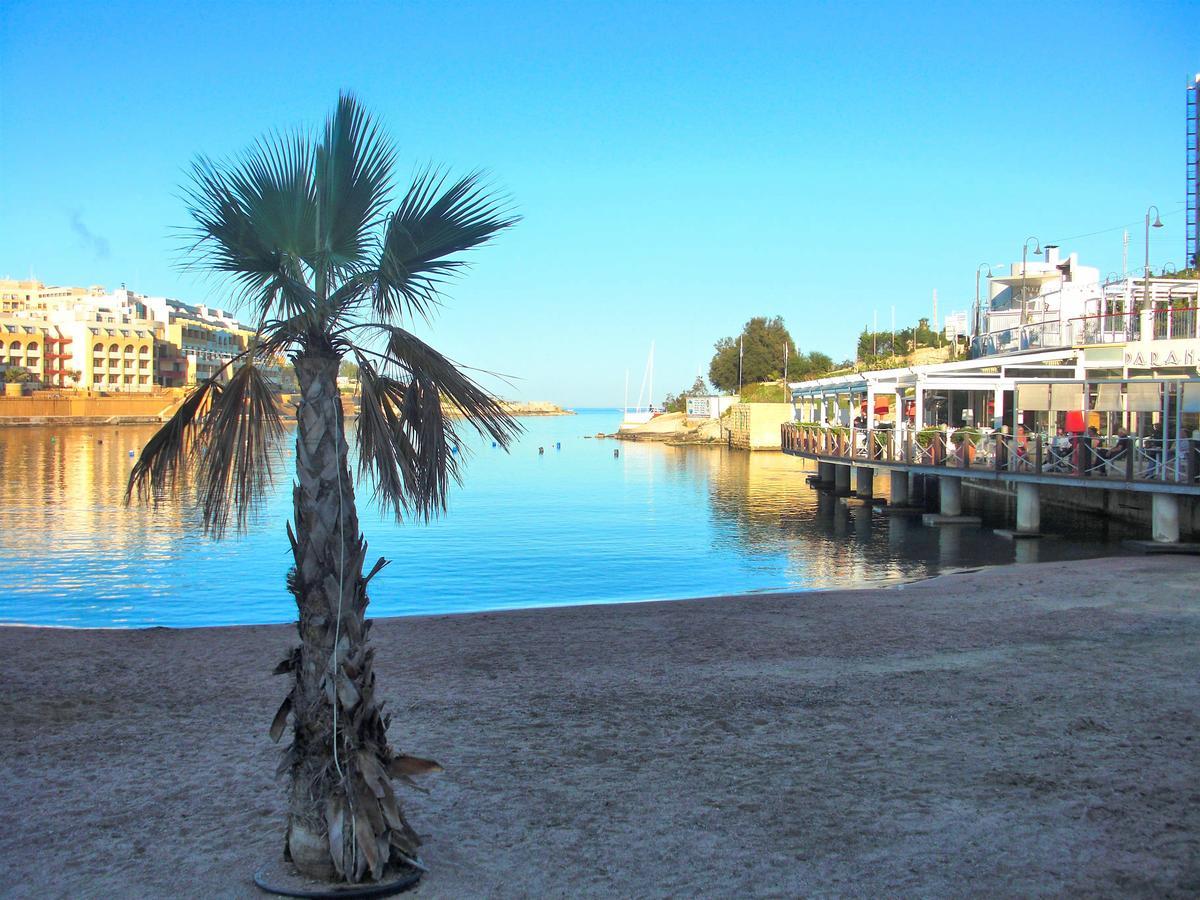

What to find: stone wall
left=726, top=403, right=794, bottom=450
left=0, top=392, right=181, bottom=423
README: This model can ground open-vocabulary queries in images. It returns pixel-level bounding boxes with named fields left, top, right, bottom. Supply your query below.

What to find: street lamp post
left=974, top=262, right=994, bottom=344
left=1143, top=205, right=1164, bottom=323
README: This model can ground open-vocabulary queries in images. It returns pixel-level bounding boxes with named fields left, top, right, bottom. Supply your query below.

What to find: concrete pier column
left=855, top=466, right=874, bottom=498
left=834, top=464, right=851, bottom=495
left=817, top=461, right=834, bottom=486
left=937, top=522, right=961, bottom=566
left=890, top=470, right=909, bottom=506
left=939, top=477, right=962, bottom=517
left=1016, top=482, right=1041, bottom=534
left=1015, top=539, right=1040, bottom=564
left=1152, top=494, right=1180, bottom=543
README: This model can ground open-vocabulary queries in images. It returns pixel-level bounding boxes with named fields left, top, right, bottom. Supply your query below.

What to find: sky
left=2, top=0, right=1198, bottom=406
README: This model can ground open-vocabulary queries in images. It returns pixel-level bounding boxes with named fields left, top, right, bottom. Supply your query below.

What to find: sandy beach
left=1, top=555, right=1198, bottom=898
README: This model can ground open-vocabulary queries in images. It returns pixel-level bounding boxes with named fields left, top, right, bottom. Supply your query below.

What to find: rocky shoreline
left=611, top=411, right=723, bottom=443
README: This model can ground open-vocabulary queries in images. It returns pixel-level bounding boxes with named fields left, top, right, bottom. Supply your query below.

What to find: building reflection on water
left=669, top=444, right=1132, bottom=591
left=0, top=419, right=1132, bottom=628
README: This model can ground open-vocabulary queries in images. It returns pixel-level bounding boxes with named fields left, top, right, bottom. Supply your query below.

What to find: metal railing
left=782, top=423, right=1200, bottom=486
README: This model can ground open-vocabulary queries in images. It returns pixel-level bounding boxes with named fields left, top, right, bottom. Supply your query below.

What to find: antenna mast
left=1187, top=73, right=1199, bottom=268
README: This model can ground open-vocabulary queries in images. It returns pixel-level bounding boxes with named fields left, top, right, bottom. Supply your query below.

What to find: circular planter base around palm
left=254, top=859, right=422, bottom=898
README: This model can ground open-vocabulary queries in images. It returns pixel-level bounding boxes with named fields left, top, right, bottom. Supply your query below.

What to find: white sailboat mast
left=648, top=341, right=654, bottom=411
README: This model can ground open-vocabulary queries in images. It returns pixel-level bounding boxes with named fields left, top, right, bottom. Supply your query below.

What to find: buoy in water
left=538, top=446, right=544, bottom=455
left=613, top=449, right=619, bottom=457
left=128, top=450, right=135, bottom=457
left=492, top=441, right=497, bottom=448
left=556, top=442, right=561, bottom=450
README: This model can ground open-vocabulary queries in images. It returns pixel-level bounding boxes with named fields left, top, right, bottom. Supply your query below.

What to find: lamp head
left=1151, top=214, right=1163, bottom=229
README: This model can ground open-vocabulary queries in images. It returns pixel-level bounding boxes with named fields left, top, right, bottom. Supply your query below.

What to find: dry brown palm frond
left=125, top=378, right=222, bottom=505
left=376, top=324, right=519, bottom=445
left=353, top=355, right=418, bottom=519
left=352, top=331, right=521, bottom=520
left=195, top=362, right=286, bottom=537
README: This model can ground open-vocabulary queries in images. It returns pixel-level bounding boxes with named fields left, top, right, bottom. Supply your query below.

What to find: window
left=9, top=341, right=21, bottom=352
left=138, top=345, right=150, bottom=355
left=109, top=343, right=119, bottom=354
left=27, top=342, right=38, bottom=352
left=94, top=342, right=103, bottom=353
left=124, top=344, right=134, bottom=354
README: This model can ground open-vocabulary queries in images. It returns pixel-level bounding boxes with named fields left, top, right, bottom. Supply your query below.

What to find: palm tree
left=127, top=94, right=520, bottom=884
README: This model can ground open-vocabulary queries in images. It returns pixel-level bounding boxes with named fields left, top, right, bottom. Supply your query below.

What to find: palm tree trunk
left=280, top=350, right=419, bottom=882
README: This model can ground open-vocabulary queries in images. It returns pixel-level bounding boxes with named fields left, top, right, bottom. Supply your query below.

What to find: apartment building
left=1, top=278, right=291, bottom=391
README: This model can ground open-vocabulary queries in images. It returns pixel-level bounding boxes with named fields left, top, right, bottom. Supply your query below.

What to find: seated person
left=1082, top=426, right=1105, bottom=474
left=1109, top=426, right=1132, bottom=463
left=1049, top=428, right=1073, bottom=469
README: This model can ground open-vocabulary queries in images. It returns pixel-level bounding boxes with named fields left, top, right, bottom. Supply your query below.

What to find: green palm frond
left=142, top=95, right=520, bottom=537
left=315, top=94, right=396, bottom=271
left=373, top=170, right=519, bottom=323
left=183, top=135, right=319, bottom=320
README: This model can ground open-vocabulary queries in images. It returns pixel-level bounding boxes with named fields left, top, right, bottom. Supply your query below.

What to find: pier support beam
left=834, top=464, right=851, bottom=495
left=816, top=461, right=835, bottom=487
left=883, top=469, right=925, bottom=516
left=1016, top=482, right=1041, bottom=534
left=997, top=482, right=1042, bottom=539
left=1152, top=494, right=1180, bottom=544
left=922, top=476, right=981, bottom=526
left=854, top=467, right=873, bottom=499
left=939, top=477, right=962, bottom=517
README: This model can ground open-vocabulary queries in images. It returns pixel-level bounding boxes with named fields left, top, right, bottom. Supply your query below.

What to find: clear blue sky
left=2, top=0, right=1197, bottom=406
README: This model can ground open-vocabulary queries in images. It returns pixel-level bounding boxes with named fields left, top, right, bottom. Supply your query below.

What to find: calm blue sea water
left=0, top=409, right=1132, bottom=628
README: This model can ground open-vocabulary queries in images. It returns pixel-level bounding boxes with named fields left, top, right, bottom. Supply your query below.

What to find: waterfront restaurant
left=786, top=274, right=1200, bottom=485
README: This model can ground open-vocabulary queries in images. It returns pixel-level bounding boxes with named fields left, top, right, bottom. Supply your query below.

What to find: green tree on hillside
left=709, top=316, right=833, bottom=392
